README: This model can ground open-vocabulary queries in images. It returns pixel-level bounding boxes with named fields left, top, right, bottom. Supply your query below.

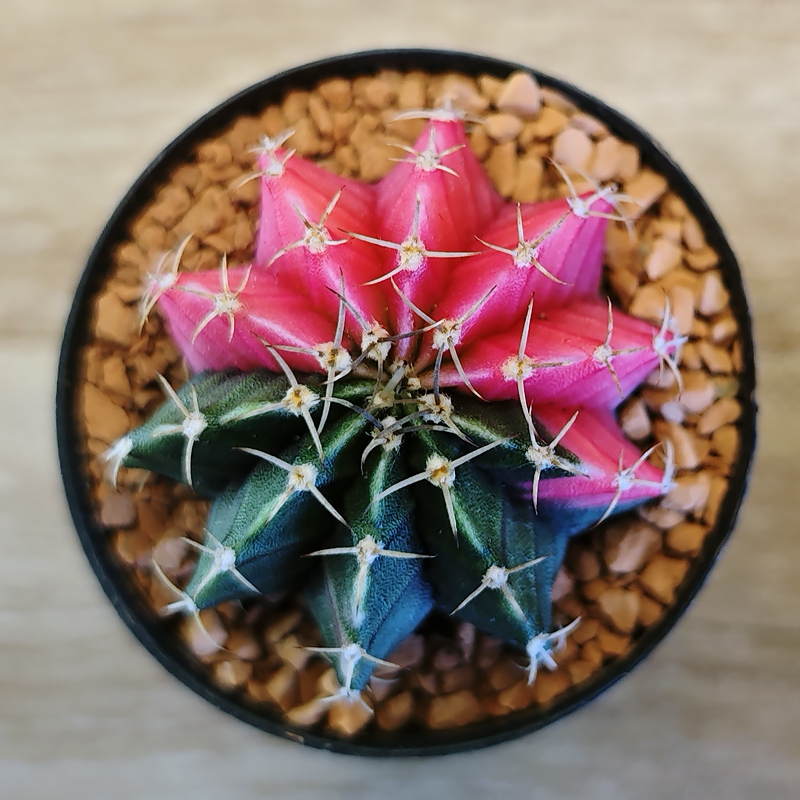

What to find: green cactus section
left=104, top=369, right=372, bottom=496
left=185, top=410, right=370, bottom=608
left=449, top=395, right=582, bottom=476
left=303, top=447, right=434, bottom=693
left=110, top=371, right=650, bottom=698
left=410, top=430, right=563, bottom=645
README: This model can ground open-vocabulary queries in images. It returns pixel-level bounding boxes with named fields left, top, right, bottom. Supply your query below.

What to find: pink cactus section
left=434, top=298, right=680, bottom=409
left=251, top=140, right=387, bottom=334
left=155, top=117, right=677, bottom=521
left=158, top=264, right=345, bottom=374
left=413, top=193, right=612, bottom=369
left=530, top=404, right=672, bottom=524
left=252, top=140, right=374, bottom=270
left=376, top=119, right=503, bottom=244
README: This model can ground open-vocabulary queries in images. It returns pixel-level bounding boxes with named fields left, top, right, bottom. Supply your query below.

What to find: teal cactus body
left=103, top=105, right=683, bottom=706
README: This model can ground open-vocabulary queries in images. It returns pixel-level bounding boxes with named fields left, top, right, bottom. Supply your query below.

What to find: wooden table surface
left=2, top=1, right=798, bottom=798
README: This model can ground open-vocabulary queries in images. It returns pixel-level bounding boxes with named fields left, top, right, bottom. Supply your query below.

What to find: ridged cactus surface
left=104, top=107, right=683, bottom=700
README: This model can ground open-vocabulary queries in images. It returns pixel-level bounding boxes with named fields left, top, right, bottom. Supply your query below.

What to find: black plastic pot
left=56, top=49, right=757, bottom=757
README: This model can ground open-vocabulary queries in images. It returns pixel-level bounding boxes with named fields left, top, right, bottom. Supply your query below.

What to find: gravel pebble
left=101, top=355, right=132, bottom=397
left=552, top=127, right=594, bottom=171
left=487, top=658, right=524, bottom=691
left=514, top=154, right=544, bottom=202
left=226, top=629, right=261, bottom=661
left=668, top=284, right=696, bottom=336
left=82, top=384, right=130, bottom=443
left=569, top=546, right=602, bottom=581
left=623, top=169, right=668, bottom=216
left=328, top=697, right=374, bottom=737
left=663, top=472, right=711, bottom=514
left=680, top=371, right=716, bottom=414
left=94, top=292, right=139, bottom=347
left=704, top=474, right=728, bottom=525
left=441, top=664, right=477, bottom=694
left=427, top=690, right=484, bottom=729
left=439, top=75, right=488, bottom=115
left=697, top=397, right=742, bottom=436
left=569, top=112, right=608, bottom=138
left=711, top=315, right=738, bottom=344
left=597, top=587, right=640, bottom=634
left=530, top=106, right=568, bottom=139
left=711, top=425, right=739, bottom=462
left=639, top=555, right=689, bottom=604
left=637, top=595, right=664, bottom=626
left=639, top=503, right=686, bottom=530
left=498, top=680, right=535, bottom=711
left=387, top=634, right=425, bottom=670
left=332, top=109, right=358, bottom=143
left=682, top=216, right=706, bottom=251
left=698, top=341, right=734, bottom=374
left=666, top=521, right=707, bottom=556
left=317, top=80, right=352, bottom=111
left=532, top=670, right=571, bottom=704
left=478, top=74, right=504, bottom=104
left=540, top=87, right=576, bottom=114
left=629, top=283, right=667, bottom=324
left=654, top=420, right=701, bottom=470
left=485, top=113, right=524, bottom=142
left=596, top=627, right=629, bottom=657
left=698, top=271, right=730, bottom=316
left=183, top=610, right=227, bottom=658
left=645, top=238, right=682, bottom=280
left=686, top=246, right=719, bottom=271
left=264, top=664, right=299, bottom=711
left=603, top=519, right=662, bottom=573
left=590, top=136, right=623, bottom=182
left=485, top=141, right=518, bottom=197
left=359, top=142, right=396, bottom=181
left=496, top=71, right=541, bottom=116
left=215, top=659, right=252, bottom=689
left=620, top=398, right=652, bottom=440
left=99, top=491, right=137, bottom=528
left=376, top=691, right=415, bottom=731
left=363, top=77, right=396, bottom=110
left=286, top=696, right=328, bottom=727
left=581, top=639, right=604, bottom=668
left=572, top=618, right=600, bottom=645
left=567, top=660, right=597, bottom=685
left=397, top=74, right=426, bottom=110
left=151, top=535, right=189, bottom=571
left=616, top=143, right=640, bottom=180
left=551, top=566, right=574, bottom=603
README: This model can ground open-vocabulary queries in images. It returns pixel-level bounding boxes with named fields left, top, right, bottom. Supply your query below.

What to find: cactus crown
left=105, top=107, right=682, bottom=709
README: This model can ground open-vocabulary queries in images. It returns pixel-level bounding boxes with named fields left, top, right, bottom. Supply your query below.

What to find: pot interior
left=57, top=49, right=756, bottom=756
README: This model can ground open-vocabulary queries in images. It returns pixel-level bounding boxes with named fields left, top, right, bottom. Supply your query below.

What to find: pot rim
left=56, top=47, right=757, bottom=758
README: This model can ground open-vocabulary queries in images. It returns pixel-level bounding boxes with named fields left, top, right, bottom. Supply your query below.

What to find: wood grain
left=2, top=1, right=798, bottom=798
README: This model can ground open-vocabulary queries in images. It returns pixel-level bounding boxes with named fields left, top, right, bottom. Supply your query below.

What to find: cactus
left=105, top=108, right=683, bottom=709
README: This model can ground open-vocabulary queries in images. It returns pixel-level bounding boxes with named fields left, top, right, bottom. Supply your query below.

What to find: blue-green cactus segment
left=303, top=446, right=434, bottom=693
left=108, top=369, right=372, bottom=495
left=185, top=410, right=372, bottom=609
left=109, top=371, right=254, bottom=495
left=451, top=395, right=583, bottom=478
left=410, top=429, right=563, bottom=648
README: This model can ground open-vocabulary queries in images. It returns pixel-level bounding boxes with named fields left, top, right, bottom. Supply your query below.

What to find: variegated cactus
left=104, top=106, right=683, bottom=707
